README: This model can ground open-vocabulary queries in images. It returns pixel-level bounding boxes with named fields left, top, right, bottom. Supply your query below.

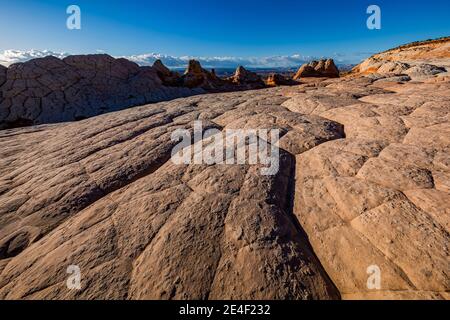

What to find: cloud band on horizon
left=0, top=49, right=372, bottom=68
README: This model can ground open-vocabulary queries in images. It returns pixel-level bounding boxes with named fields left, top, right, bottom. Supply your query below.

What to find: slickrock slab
left=0, top=87, right=343, bottom=299
left=352, top=37, right=450, bottom=80
left=292, top=75, right=449, bottom=299
left=0, top=63, right=448, bottom=300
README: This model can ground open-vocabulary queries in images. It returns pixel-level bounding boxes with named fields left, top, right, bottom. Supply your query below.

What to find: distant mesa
left=293, top=59, right=340, bottom=79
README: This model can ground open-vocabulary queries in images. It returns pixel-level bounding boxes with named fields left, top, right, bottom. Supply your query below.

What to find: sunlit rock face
left=0, top=38, right=449, bottom=300
left=293, top=59, right=340, bottom=79
left=352, top=37, right=450, bottom=80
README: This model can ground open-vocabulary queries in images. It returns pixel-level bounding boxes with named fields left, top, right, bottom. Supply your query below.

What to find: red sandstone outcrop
left=181, top=59, right=225, bottom=89
left=352, top=37, right=450, bottom=80
left=293, top=59, right=339, bottom=79
left=152, top=59, right=181, bottom=86
left=0, top=54, right=203, bottom=129
left=229, top=66, right=265, bottom=88
left=0, top=56, right=274, bottom=129
left=265, top=73, right=297, bottom=86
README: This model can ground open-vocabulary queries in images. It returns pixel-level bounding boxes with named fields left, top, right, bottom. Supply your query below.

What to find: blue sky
left=0, top=0, right=449, bottom=66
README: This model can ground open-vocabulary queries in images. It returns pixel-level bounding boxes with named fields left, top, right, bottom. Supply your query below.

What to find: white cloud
left=0, top=49, right=68, bottom=66
left=0, top=49, right=365, bottom=69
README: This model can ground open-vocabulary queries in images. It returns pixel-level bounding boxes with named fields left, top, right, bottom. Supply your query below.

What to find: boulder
left=293, top=59, right=339, bottom=79
left=353, top=57, right=383, bottom=74
left=265, top=73, right=297, bottom=86
left=293, top=64, right=318, bottom=78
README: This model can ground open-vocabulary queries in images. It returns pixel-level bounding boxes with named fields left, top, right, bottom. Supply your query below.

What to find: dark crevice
left=1, top=118, right=34, bottom=130
left=0, top=231, right=31, bottom=259
left=283, top=151, right=342, bottom=299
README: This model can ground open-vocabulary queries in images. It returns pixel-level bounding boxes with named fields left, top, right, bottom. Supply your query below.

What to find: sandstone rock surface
left=352, top=37, right=450, bottom=80
left=293, top=59, right=339, bottom=79
left=229, top=66, right=266, bottom=88
left=182, top=59, right=224, bottom=89
left=152, top=59, right=182, bottom=86
left=0, top=55, right=204, bottom=129
left=0, top=39, right=449, bottom=300
left=289, top=76, right=450, bottom=300
left=0, top=57, right=273, bottom=129
left=266, top=73, right=297, bottom=86
left=0, top=86, right=346, bottom=299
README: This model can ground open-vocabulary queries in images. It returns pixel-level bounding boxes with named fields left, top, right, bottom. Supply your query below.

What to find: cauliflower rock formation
left=293, top=59, right=340, bottom=79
